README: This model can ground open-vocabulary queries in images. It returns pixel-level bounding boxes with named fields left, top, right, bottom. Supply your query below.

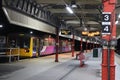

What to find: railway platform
left=0, top=51, right=120, bottom=80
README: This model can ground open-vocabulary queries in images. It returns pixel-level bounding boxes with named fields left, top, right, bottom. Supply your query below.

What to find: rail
left=0, top=48, right=20, bottom=62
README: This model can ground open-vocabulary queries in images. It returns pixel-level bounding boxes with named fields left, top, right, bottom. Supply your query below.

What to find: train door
left=32, top=37, right=40, bottom=57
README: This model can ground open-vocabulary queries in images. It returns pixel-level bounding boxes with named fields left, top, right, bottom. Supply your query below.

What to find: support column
left=93, top=42, right=95, bottom=49
left=55, top=27, right=59, bottom=62
left=90, top=42, right=92, bottom=51
left=72, top=34, right=75, bottom=57
left=86, top=39, right=88, bottom=53
left=102, top=0, right=116, bottom=80
left=80, top=38, right=83, bottom=51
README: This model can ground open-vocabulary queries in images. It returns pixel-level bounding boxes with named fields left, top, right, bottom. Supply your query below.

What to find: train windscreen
left=8, top=34, right=30, bottom=48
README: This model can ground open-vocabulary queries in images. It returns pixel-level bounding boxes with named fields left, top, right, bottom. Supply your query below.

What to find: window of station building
left=16, top=0, right=24, bottom=10
left=38, top=8, right=42, bottom=18
left=47, top=11, right=51, bottom=22
left=12, top=0, right=20, bottom=8
left=4, top=0, right=19, bottom=8
left=40, top=11, right=44, bottom=19
left=34, top=4, right=40, bottom=17
left=4, top=0, right=13, bottom=6
left=31, top=1, right=37, bottom=15
left=22, top=0, right=29, bottom=12
left=44, top=11, right=48, bottom=20
left=27, top=0, right=33, bottom=14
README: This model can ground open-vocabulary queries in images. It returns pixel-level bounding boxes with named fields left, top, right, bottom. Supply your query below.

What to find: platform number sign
left=102, top=12, right=111, bottom=34
left=102, top=13, right=110, bottom=22
left=102, top=25, right=110, bottom=34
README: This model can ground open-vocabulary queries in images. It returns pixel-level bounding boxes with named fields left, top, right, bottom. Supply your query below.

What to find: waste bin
left=93, top=48, right=98, bottom=57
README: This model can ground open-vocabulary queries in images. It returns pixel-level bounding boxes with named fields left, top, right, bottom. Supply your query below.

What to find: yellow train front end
left=7, top=34, right=40, bottom=58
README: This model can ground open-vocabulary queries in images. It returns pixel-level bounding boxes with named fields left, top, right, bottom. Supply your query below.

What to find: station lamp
left=0, top=25, right=3, bottom=28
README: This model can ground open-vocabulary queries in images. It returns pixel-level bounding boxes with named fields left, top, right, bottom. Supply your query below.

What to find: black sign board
left=102, top=25, right=110, bottom=34
left=102, top=12, right=111, bottom=22
left=102, top=12, right=111, bottom=34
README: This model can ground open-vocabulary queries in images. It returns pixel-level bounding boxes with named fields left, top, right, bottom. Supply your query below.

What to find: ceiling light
left=71, top=0, right=77, bottom=8
left=115, top=21, right=118, bottom=24
left=0, top=25, right=3, bottom=28
left=66, top=6, right=73, bottom=14
left=118, top=14, right=120, bottom=18
left=71, top=4, right=77, bottom=8
left=30, top=31, right=33, bottom=34
left=84, top=27, right=88, bottom=31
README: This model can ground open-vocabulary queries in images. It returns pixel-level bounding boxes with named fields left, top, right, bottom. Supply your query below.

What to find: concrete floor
left=0, top=51, right=120, bottom=80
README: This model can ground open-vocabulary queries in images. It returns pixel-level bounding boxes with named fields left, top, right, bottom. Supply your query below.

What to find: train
left=5, top=33, right=72, bottom=58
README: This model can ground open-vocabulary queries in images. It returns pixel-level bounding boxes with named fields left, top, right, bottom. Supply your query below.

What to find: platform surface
left=0, top=51, right=120, bottom=80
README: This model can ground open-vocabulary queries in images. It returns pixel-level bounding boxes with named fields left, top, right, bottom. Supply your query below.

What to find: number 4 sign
left=102, top=25, right=110, bottom=34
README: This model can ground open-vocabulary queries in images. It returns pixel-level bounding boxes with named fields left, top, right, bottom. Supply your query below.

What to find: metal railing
left=0, top=47, right=20, bottom=62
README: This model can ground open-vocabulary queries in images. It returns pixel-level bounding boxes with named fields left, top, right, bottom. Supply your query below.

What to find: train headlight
left=25, top=48, right=29, bottom=53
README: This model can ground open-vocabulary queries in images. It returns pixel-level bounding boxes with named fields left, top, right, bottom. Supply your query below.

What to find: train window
left=8, top=35, right=30, bottom=48
left=44, top=39, right=49, bottom=46
left=33, top=38, right=39, bottom=48
left=18, top=37, right=30, bottom=48
left=42, top=35, right=55, bottom=46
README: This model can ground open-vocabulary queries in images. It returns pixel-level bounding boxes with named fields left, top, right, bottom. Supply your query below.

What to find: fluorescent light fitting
left=115, top=21, right=118, bottom=24
left=84, top=27, right=88, bottom=31
left=118, top=14, right=120, bottom=18
left=66, top=6, right=73, bottom=14
left=71, top=0, right=77, bottom=8
left=71, top=4, right=77, bottom=8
